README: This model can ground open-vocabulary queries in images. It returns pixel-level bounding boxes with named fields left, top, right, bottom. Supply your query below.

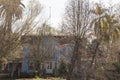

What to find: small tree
left=58, top=60, right=67, bottom=77
left=31, top=25, right=58, bottom=76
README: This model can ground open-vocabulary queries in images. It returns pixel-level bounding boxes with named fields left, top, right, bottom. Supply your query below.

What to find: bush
left=113, top=62, right=120, bottom=74
left=58, top=61, right=67, bottom=77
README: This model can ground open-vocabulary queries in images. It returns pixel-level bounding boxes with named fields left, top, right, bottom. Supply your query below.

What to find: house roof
left=21, top=35, right=74, bottom=45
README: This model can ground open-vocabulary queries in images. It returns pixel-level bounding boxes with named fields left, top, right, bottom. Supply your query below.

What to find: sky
left=38, top=0, right=68, bottom=29
left=23, top=0, right=119, bottom=29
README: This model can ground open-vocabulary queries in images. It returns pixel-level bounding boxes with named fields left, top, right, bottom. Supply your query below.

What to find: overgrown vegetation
left=1, top=0, right=120, bottom=80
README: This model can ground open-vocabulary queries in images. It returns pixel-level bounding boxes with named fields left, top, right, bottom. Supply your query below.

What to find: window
left=47, top=62, right=52, bottom=69
left=41, top=64, right=44, bottom=69
left=50, top=62, right=52, bottom=69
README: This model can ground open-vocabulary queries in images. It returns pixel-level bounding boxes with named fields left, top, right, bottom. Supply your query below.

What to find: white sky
left=23, top=0, right=120, bottom=29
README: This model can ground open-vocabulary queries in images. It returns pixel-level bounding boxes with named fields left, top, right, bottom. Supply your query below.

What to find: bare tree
left=62, top=0, right=91, bottom=80
left=19, top=0, right=58, bottom=76
left=28, top=23, right=58, bottom=76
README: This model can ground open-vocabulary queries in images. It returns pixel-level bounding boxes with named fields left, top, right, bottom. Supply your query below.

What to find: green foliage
left=58, top=60, right=67, bottom=77
left=113, top=62, right=120, bottom=74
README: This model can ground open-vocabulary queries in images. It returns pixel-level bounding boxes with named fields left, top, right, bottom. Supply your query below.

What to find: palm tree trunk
left=86, top=42, right=100, bottom=80
left=7, top=15, right=12, bottom=34
left=90, top=40, right=100, bottom=68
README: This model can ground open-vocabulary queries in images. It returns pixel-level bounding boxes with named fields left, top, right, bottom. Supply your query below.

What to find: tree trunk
left=6, top=14, right=12, bottom=34
left=11, top=62, right=17, bottom=78
left=118, top=53, right=120, bottom=63
left=86, top=42, right=100, bottom=80
left=35, top=61, right=41, bottom=77
left=89, top=42, right=100, bottom=68
left=66, top=38, right=81, bottom=80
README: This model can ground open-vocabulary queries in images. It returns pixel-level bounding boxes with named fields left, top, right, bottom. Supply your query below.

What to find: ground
left=16, top=78, right=65, bottom=80
left=0, top=73, right=65, bottom=80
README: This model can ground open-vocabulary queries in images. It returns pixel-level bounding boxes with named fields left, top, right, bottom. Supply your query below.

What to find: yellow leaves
left=106, top=28, right=109, bottom=34
left=100, top=18, right=110, bottom=35
left=115, top=27, right=120, bottom=38
left=100, top=19, right=108, bottom=28
left=115, top=28, right=120, bottom=33
left=90, top=3, right=120, bottom=44
left=100, top=20, right=104, bottom=28
left=0, top=57, right=8, bottom=64
left=93, top=12, right=120, bottom=43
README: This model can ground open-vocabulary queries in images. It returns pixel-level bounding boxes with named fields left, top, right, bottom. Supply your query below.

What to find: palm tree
left=90, top=3, right=120, bottom=68
left=0, top=0, right=25, bottom=33
left=92, top=3, right=120, bottom=42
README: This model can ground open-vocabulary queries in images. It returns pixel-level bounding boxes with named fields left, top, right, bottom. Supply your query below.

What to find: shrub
left=113, top=62, right=120, bottom=74
left=58, top=61, right=67, bottom=77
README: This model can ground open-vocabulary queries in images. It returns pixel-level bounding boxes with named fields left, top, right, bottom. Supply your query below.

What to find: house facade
left=6, top=35, right=74, bottom=77
left=6, top=35, right=92, bottom=77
